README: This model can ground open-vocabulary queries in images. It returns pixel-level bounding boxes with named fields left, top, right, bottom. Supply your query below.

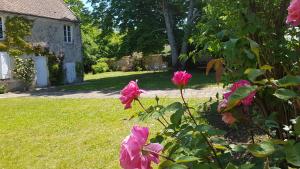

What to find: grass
left=60, top=71, right=217, bottom=91
left=0, top=98, right=204, bottom=169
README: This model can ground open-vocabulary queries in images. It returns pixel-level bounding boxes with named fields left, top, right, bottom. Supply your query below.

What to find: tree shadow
left=59, top=71, right=217, bottom=93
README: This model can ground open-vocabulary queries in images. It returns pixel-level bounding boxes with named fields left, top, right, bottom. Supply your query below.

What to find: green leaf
left=170, top=110, right=184, bottom=125
left=224, top=86, right=257, bottom=111
left=165, top=102, right=183, bottom=114
left=260, top=65, right=273, bottom=71
left=245, top=68, right=265, bottom=82
left=247, top=141, right=275, bottom=158
left=176, top=156, right=200, bottom=163
left=285, top=142, right=300, bottom=167
left=225, top=163, right=238, bottom=169
left=249, top=39, right=259, bottom=57
left=159, top=161, right=188, bottom=169
left=244, top=49, right=255, bottom=59
left=240, top=163, right=255, bottom=169
left=277, top=75, right=300, bottom=87
left=229, top=144, right=246, bottom=152
left=273, top=88, right=298, bottom=101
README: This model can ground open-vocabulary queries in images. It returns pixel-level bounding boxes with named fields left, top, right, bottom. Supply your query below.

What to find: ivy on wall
left=0, top=16, right=33, bottom=56
left=0, top=16, right=64, bottom=87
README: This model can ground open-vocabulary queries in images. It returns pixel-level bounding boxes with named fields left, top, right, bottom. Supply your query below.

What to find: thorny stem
left=144, top=148, right=175, bottom=162
left=136, top=99, right=167, bottom=128
left=180, top=89, right=197, bottom=125
left=179, top=88, right=224, bottom=169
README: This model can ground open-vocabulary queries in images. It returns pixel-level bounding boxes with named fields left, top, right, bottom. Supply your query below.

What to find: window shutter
left=0, top=52, right=12, bottom=79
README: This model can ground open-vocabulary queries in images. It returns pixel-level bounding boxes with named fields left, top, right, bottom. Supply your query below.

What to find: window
left=0, top=17, right=4, bottom=40
left=64, top=25, right=72, bottom=43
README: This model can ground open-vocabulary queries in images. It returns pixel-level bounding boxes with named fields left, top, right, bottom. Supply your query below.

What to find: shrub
left=48, top=55, right=64, bottom=85
left=13, top=57, right=35, bottom=90
left=0, top=85, right=6, bottom=94
left=119, top=71, right=300, bottom=169
left=92, top=61, right=109, bottom=74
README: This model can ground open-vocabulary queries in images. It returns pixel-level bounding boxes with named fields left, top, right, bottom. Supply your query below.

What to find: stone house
left=0, top=0, right=83, bottom=90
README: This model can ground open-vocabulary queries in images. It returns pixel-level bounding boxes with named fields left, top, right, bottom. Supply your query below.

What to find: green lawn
left=0, top=98, right=203, bottom=169
left=60, top=71, right=217, bottom=91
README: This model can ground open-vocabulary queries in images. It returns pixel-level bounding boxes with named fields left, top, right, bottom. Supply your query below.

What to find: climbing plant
left=0, top=16, right=33, bottom=56
left=0, top=16, right=65, bottom=86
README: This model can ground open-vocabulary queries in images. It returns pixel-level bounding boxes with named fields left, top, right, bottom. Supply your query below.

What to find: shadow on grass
left=59, top=71, right=217, bottom=93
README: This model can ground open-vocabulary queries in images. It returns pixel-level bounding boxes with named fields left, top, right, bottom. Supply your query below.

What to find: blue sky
left=82, top=0, right=92, bottom=10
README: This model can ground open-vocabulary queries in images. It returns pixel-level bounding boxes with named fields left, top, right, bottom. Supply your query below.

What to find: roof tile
left=0, top=0, right=78, bottom=22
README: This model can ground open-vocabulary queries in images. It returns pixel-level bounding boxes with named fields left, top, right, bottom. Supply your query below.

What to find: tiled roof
left=0, top=0, right=78, bottom=22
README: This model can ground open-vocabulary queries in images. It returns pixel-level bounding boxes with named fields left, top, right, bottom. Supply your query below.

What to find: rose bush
left=119, top=71, right=300, bottom=169
left=118, top=0, right=300, bottom=168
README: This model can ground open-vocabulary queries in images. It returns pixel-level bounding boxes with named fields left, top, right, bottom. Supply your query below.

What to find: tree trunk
left=180, top=0, right=196, bottom=68
left=162, top=0, right=179, bottom=67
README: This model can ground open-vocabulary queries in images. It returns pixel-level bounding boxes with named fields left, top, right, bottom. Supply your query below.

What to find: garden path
left=0, top=86, right=224, bottom=99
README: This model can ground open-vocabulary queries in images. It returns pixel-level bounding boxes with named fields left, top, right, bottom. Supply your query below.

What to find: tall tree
left=90, top=0, right=167, bottom=56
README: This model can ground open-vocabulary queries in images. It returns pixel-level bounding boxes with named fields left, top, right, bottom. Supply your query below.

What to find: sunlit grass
left=0, top=98, right=204, bottom=169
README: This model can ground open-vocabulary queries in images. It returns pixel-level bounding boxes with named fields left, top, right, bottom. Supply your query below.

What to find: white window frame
left=0, top=16, right=5, bottom=40
left=64, top=25, right=73, bottom=43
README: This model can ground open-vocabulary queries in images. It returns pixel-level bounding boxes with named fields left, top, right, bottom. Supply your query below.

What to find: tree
left=90, top=0, right=167, bottom=56
left=89, top=0, right=203, bottom=68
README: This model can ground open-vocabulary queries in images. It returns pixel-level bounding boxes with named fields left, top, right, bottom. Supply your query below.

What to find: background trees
left=70, top=0, right=204, bottom=70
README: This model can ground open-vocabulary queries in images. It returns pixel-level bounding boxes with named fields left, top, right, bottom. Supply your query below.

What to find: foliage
left=0, top=16, right=66, bottom=86
left=48, top=55, right=64, bottom=85
left=122, top=72, right=300, bottom=168
left=13, top=57, right=35, bottom=88
left=117, top=1, right=300, bottom=167
left=0, top=16, right=33, bottom=56
left=76, top=62, right=84, bottom=80
left=0, top=84, right=6, bottom=94
left=90, top=0, right=167, bottom=55
left=92, top=59, right=109, bottom=74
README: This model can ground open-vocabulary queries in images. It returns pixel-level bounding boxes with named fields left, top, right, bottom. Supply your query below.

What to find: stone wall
left=0, top=12, right=83, bottom=84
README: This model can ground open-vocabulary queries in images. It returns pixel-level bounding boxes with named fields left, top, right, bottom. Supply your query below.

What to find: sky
left=82, top=0, right=92, bottom=10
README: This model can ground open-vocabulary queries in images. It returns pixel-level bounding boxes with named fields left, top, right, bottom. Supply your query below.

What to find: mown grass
left=0, top=98, right=204, bottom=169
left=60, top=71, right=217, bottom=91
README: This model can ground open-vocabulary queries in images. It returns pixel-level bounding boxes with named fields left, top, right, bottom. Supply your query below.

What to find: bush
left=92, top=61, right=109, bottom=74
left=48, top=55, right=64, bottom=86
left=13, top=57, right=35, bottom=90
left=0, top=85, right=6, bottom=94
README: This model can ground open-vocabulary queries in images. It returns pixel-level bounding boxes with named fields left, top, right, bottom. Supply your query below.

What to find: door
left=65, top=62, right=77, bottom=84
left=0, top=52, right=11, bottom=79
left=35, top=56, right=49, bottom=87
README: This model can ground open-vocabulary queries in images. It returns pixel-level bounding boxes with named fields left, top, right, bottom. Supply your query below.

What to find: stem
left=179, top=88, right=224, bottom=169
left=144, top=148, right=176, bottom=162
left=200, top=132, right=224, bottom=169
left=161, top=116, right=170, bottom=125
left=160, top=154, right=176, bottom=163
left=136, top=99, right=167, bottom=128
left=250, top=129, right=255, bottom=144
left=180, top=89, right=197, bottom=125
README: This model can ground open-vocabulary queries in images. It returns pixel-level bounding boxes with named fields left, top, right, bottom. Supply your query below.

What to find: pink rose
left=172, top=71, right=192, bottom=88
left=120, top=126, right=163, bottom=169
left=224, top=80, right=256, bottom=106
left=287, top=0, right=300, bottom=26
left=120, top=81, right=144, bottom=109
left=222, top=113, right=236, bottom=125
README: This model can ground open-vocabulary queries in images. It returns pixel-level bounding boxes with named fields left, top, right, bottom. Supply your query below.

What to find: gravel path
left=0, top=86, right=224, bottom=99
